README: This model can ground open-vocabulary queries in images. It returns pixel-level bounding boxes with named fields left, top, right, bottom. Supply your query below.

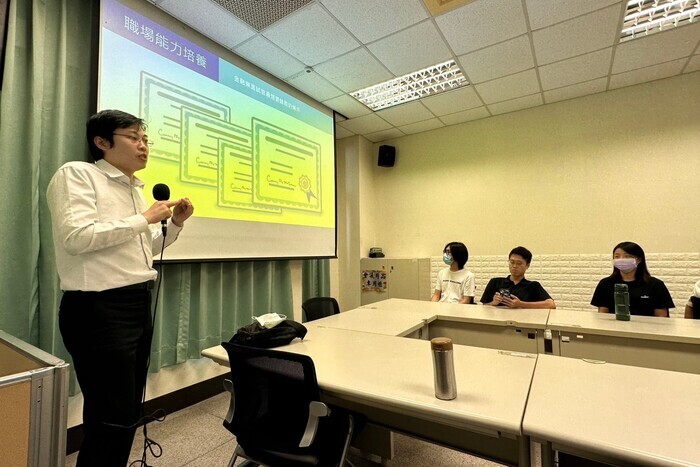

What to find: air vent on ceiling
left=212, top=0, right=312, bottom=31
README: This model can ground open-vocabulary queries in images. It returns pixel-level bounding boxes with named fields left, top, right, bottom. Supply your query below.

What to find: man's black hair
left=509, top=246, right=533, bottom=265
left=86, top=110, right=145, bottom=161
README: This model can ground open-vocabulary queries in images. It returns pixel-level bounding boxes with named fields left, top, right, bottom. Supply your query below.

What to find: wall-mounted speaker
left=378, top=145, right=395, bottom=167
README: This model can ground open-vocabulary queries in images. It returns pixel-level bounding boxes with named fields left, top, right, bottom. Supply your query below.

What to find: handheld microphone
left=152, top=183, right=170, bottom=236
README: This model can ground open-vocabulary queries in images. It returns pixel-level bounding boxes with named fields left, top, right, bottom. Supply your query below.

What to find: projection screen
left=98, top=0, right=337, bottom=261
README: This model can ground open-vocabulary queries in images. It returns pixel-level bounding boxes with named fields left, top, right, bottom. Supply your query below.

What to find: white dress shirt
left=47, top=159, right=182, bottom=291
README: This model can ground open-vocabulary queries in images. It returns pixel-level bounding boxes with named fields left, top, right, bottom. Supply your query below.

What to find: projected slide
left=98, top=0, right=336, bottom=259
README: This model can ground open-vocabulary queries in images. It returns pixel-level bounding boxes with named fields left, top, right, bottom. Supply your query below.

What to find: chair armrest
left=223, top=379, right=235, bottom=424
left=299, top=401, right=330, bottom=448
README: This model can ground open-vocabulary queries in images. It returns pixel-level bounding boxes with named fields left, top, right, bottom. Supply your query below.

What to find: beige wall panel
left=361, top=72, right=700, bottom=257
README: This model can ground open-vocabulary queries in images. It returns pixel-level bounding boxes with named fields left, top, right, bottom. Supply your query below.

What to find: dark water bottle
left=614, top=283, right=631, bottom=321
left=431, top=337, right=457, bottom=400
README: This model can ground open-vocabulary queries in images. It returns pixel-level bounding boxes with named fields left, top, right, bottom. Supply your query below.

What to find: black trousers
left=60, top=287, right=153, bottom=467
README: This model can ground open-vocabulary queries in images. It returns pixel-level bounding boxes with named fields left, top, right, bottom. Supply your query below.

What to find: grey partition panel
left=0, top=330, right=69, bottom=467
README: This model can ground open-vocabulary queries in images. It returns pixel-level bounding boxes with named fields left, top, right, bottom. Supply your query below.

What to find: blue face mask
left=443, top=253, right=453, bottom=265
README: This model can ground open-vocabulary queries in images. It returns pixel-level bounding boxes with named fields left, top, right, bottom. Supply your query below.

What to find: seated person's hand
left=501, top=295, right=523, bottom=308
left=492, top=292, right=503, bottom=305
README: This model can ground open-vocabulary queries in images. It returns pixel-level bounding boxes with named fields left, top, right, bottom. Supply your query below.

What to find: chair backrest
left=221, top=341, right=320, bottom=448
left=692, top=296, right=700, bottom=319
left=302, top=297, right=340, bottom=322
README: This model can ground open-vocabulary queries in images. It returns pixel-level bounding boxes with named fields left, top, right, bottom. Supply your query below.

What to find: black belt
left=112, top=280, right=155, bottom=291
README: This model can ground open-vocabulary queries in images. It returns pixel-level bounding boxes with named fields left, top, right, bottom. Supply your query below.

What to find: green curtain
left=0, top=0, right=292, bottom=393
left=301, top=259, right=331, bottom=303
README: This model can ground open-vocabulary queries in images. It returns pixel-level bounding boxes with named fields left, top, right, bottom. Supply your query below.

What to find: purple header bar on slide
left=103, top=0, right=218, bottom=81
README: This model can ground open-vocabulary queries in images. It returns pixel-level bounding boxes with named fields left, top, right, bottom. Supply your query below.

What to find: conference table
left=204, top=325, right=536, bottom=466
left=357, top=298, right=551, bottom=353
left=203, top=299, right=700, bottom=466
left=524, top=354, right=700, bottom=466
left=547, top=308, right=700, bottom=374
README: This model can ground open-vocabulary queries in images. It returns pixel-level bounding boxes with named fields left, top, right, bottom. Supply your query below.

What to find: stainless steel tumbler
left=431, top=337, right=457, bottom=400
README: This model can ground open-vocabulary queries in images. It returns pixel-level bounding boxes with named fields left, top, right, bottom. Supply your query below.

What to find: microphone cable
left=128, top=230, right=168, bottom=467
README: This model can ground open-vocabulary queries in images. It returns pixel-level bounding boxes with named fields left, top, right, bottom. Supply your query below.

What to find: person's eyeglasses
left=113, top=132, right=153, bottom=147
left=509, top=260, right=525, bottom=267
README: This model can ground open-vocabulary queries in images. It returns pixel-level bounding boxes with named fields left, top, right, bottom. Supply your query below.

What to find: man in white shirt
left=47, top=109, right=194, bottom=467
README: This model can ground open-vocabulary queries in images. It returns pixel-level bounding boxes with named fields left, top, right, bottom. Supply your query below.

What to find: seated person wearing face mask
left=684, top=280, right=700, bottom=319
left=591, top=241, right=674, bottom=317
left=431, top=242, right=475, bottom=304
left=480, top=246, right=556, bottom=309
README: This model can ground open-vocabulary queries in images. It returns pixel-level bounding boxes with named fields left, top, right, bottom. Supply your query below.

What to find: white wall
left=370, top=72, right=700, bottom=256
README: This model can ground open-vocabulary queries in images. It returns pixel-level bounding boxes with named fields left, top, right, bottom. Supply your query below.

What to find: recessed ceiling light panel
left=621, top=0, right=700, bottom=42
left=350, top=60, right=469, bottom=111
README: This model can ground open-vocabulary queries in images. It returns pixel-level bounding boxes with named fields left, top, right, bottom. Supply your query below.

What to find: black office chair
left=301, top=296, right=340, bottom=323
left=221, top=341, right=355, bottom=467
left=691, top=296, right=700, bottom=319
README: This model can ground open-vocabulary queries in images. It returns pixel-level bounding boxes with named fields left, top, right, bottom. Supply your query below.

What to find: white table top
left=523, top=354, right=700, bottom=466
left=204, top=326, right=537, bottom=437
left=548, top=309, right=700, bottom=344
left=307, top=306, right=427, bottom=336
left=359, top=298, right=551, bottom=329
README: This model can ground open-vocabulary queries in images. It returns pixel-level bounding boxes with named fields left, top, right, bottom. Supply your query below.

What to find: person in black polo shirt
left=480, top=246, right=556, bottom=309
left=591, top=241, right=674, bottom=317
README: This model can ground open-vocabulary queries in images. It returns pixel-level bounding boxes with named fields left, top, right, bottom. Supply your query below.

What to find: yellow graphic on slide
left=219, top=141, right=282, bottom=213
left=138, top=72, right=330, bottom=226
left=140, top=72, right=230, bottom=162
left=181, top=108, right=251, bottom=187
left=252, top=118, right=321, bottom=213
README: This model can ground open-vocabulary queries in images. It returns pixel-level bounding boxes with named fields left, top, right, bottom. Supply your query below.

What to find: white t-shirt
left=434, top=267, right=476, bottom=303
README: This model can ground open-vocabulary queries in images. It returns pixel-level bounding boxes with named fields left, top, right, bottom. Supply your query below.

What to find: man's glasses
left=113, top=132, right=153, bottom=147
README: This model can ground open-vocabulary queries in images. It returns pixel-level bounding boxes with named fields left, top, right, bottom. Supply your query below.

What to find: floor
left=65, top=391, right=507, bottom=466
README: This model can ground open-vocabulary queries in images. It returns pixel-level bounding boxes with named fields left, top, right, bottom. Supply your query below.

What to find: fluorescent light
left=350, top=60, right=469, bottom=111
left=621, top=0, right=700, bottom=42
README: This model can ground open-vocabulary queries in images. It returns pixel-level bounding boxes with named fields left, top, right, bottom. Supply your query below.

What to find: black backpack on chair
left=229, top=320, right=307, bottom=348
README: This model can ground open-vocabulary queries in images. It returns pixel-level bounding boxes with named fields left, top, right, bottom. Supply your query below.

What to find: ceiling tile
left=474, top=69, right=540, bottom=104
left=421, top=86, right=483, bottom=116
left=367, top=21, right=452, bottom=76
left=438, top=106, right=491, bottom=125
left=487, top=93, right=543, bottom=115
left=398, top=118, right=445, bottom=135
left=334, top=125, right=355, bottom=139
left=314, top=48, right=393, bottom=92
left=435, top=0, right=527, bottom=55
left=322, top=94, right=372, bottom=119
left=284, top=71, right=343, bottom=101
left=685, top=56, right=700, bottom=74
left=609, top=59, right=687, bottom=90
left=543, top=77, right=608, bottom=104
left=234, top=35, right=307, bottom=79
left=263, top=3, right=359, bottom=65
left=159, top=0, right=256, bottom=48
left=374, top=101, right=435, bottom=127
left=458, top=34, right=534, bottom=84
left=539, top=48, right=612, bottom=90
left=363, top=128, right=405, bottom=143
left=612, top=22, right=700, bottom=74
left=532, top=5, right=619, bottom=66
left=321, top=0, right=429, bottom=44
left=337, top=113, right=393, bottom=134
left=526, top=0, right=621, bottom=31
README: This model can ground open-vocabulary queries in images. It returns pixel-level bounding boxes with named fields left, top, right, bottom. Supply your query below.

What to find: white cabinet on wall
left=360, top=258, right=432, bottom=305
